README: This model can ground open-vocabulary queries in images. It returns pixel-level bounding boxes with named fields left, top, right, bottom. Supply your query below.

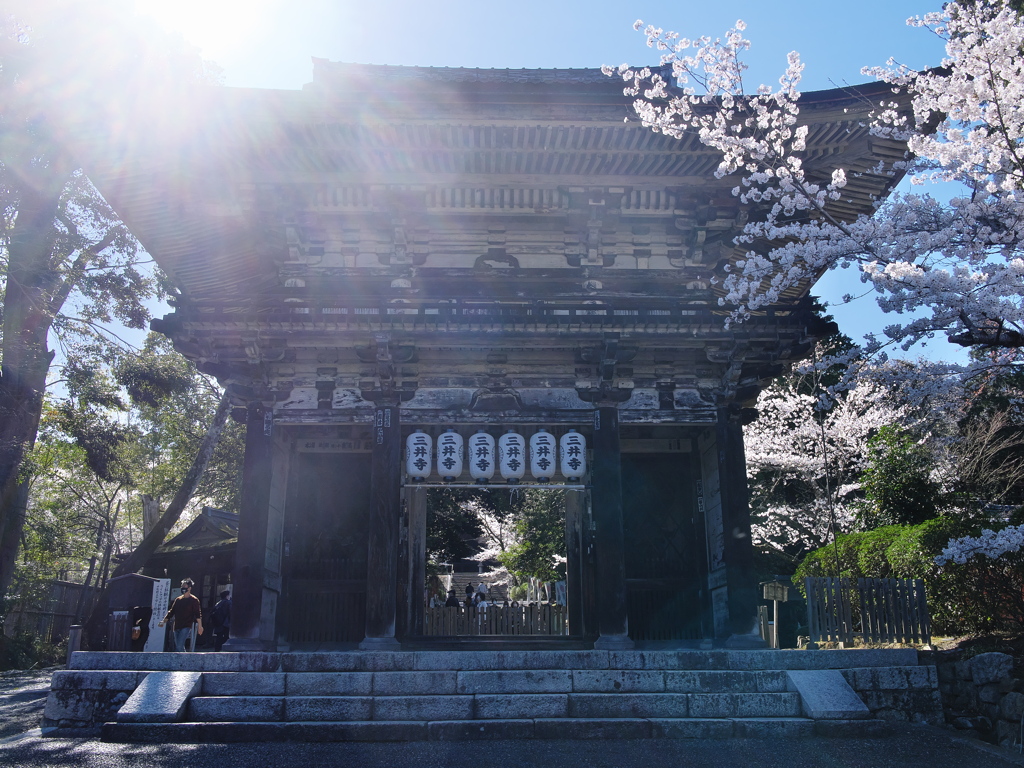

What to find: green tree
left=858, top=426, right=940, bottom=529
left=499, top=490, right=566, bottom=584
left=0, top=2, right=216, bottom=598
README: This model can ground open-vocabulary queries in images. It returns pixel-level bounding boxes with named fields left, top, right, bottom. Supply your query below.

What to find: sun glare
left=137, top=0, right=275, bottom=59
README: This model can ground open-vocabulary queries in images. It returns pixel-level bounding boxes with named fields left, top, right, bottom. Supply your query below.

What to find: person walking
left=210, top=590, right=231, bottom=652
left=158, top=578, right=204, bottom=651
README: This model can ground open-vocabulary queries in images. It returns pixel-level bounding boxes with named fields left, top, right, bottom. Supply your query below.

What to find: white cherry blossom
left=611, top=3, right=1024, bottom=356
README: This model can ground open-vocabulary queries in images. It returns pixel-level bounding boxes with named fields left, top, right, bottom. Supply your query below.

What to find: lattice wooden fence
left=423, top=604, right=567, bottom=636
left=804, top=577, right=930, bottom=645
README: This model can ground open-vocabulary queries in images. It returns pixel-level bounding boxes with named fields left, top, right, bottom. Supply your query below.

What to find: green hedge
left=793, top=517, right=1021, bottom=635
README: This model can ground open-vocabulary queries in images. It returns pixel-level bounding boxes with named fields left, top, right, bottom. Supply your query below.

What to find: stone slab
left=286, top=672, right=373, bottom=696
left=44, top=688, right=131, bottom=724
left=607, top=651, right=729, bottom=670
left=572, top=670, right=665, bottom=693
left=280, top=652, right=416, bottom=673
left=103, top=722, right=289, bottom=743
left=457, top=669, right=572, bottom=694
left=787, top=670, right=872, bottom=720
left=372, top=671, right=458, bottom=695
left=568, top=693, right=689, bottom=719
left=688, top=693, right=800, bottom=719
left=732, top=717, right=816, bottom=738
left=286, top=721, right=427, bottom=742
left=413, top=650, right=608, bottom=671
left=70, top=652, right=245, bottom=672
left=649, top=718, right=735, bottom=739
left=475, top=693, right=568, bottom=719
left=813, top=719, right=896, bottom=737
left=189, top=696, right=284, bottom=722
left=116, top=671, right=202, bottom=723
left=285, top=696, right=373, bottom=721
left=372, top=695, right=473, bottom=721
left=534, top=717, right=651, bottom=739
left=427, top=719, right=536, bottom=740
left=202, top=673, right=285, bottom=696
left=663, top=670, right=786, bottom=693
left=50, top=670, right=142, bottom=691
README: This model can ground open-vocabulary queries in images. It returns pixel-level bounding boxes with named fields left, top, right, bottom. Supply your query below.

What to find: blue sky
left=138, top=0, right=957, bottom=359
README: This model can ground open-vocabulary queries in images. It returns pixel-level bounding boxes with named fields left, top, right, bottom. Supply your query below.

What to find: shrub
left=794, top=516, right=1023, bottom=635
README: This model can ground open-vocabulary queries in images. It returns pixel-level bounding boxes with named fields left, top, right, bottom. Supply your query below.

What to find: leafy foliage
left=858, top=427, right=940, bottom=528
left=794, top=517, right=1024, bottom=634
left=498, top=491, right=566, bottom=584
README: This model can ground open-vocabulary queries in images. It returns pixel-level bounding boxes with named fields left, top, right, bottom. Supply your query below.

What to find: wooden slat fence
left=804, top=577, right=930, bottom=645
left=3, top=580, right=96, bottom=643
left=424, top=604, right=567, bottom=636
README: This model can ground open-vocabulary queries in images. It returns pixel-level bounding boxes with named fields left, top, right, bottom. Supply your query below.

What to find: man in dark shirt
left=211, top=590, right=232, bottom=651
left=158, top=578, right=204, bottom=651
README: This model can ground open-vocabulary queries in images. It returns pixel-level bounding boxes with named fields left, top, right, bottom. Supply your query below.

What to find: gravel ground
left=0, top=668, right=58, bottom=740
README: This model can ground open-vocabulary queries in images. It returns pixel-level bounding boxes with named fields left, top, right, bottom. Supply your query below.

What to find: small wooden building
left=81, top=63, right=904, bottom=649
left=140, top=507, right=237, bottom=614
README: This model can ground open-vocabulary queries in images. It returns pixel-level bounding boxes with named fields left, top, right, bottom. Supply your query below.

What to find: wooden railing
left=804, top=577, right=931, bottom=645
left=423, top=604, right=567, bottom=636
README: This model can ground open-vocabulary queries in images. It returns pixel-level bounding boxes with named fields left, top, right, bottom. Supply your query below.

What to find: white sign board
left=144, top=578, right=171, bottom=653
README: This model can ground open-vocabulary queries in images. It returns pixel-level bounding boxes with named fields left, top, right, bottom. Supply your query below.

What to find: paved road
left=1, top=728, right=1023, bottom=768
left=1, top=668, right=1023, bottom=768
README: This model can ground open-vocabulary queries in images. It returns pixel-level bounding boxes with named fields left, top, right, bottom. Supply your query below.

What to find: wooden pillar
left=591, top=406, right=634, bottom=650
left=224, top=404, right=274, bottom=650
left=717, top=406, right=761, bottom=644
left=360, top=405, right=402, bottom=649
left=565, top=489, right=584, bottom=636
left=407, top=485, right=427, bottom=637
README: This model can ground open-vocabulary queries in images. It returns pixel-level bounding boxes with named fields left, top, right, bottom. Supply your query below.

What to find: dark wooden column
left=591, top=406, right=634, bottom=650
left=407, top=485, right=427, bottom=637
left=360, top=405, right=402, bottom=649
left=717, top=406, right=761, bottom=644
left=224, top=404, right=274, bottom=651
left=565, top=489, right=584, bottom=636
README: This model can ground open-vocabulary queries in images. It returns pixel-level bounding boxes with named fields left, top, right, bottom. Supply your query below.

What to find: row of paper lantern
left=405, top=428, right=587, bottom=483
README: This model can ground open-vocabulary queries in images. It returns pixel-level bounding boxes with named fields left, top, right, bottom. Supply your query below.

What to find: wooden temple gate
left=76, top=61, right=906, bottom=650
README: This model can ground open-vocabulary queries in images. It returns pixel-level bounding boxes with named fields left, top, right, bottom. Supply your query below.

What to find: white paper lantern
left=559, top=429, right=587, bottom=481
left=468, top=430, right=496, bottom=483
left=529, top=428, right=557, bottom=482
left=435, top=429, right=464, bottom=481
left=498, top=430, right=526, bottom=483
left=405, top=430, right=432, bottom=481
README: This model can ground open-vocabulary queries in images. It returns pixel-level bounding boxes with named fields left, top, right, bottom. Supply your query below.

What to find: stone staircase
left=43, top=649, right=944, bottom=742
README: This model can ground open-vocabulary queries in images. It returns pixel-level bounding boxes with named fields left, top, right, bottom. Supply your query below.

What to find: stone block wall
left=932, top=651, right=1024, bottom=749
left=43, top=671, right=146, bottom=733
left=839, top=666, right=944, bottom=725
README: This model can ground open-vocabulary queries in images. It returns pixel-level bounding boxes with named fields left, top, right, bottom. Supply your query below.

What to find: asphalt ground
left=0, top=730, right=1022, bottom=768
left=1, top=669, right=1023, bottom=768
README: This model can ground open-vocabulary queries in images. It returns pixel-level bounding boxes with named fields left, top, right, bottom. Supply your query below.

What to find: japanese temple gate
left=80, top=63, right=905, bottom=649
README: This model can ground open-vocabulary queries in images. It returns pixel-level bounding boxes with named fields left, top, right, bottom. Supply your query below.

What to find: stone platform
left=42, top=649, right=944, bottom=742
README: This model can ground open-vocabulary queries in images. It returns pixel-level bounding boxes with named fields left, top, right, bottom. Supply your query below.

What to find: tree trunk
left=0, top=155, right=70, bottom=599
left=83, top=390, right=233, bottom=648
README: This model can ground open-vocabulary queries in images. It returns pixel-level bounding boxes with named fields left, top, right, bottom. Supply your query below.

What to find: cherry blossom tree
left=606, top=2, right=1024, bottom=360
left=745, top=361, right=912, bottom=557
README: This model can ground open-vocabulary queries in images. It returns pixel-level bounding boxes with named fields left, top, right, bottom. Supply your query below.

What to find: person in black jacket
left=210, top=590, right=232, bottom=652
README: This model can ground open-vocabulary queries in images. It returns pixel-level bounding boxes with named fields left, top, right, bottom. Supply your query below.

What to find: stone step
left=187, top=692, right=802, bottom=722
left=101, top=716, right=896, bottom=743
left=68, top=647, right=923, bottom=674
left=197, top=668, right=792, bottom=697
